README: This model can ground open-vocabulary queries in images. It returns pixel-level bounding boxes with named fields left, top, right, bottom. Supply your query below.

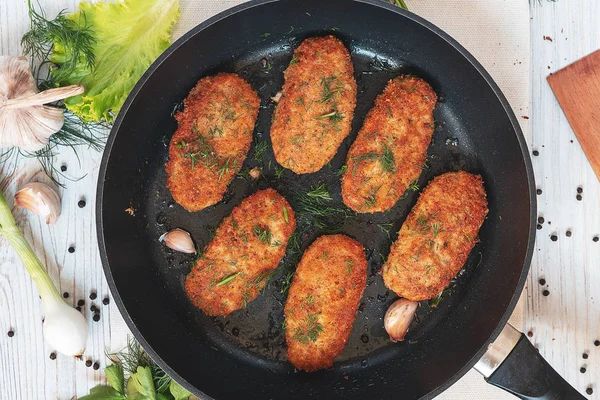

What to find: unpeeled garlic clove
left=249, top=167, right=261, bottom=179
left=270, top=91, right=282, bottom=103
left=160, top=228, right=196, bottom=254
left=384, top=298, right=418, bottom=342
left=14, top=182, right=61, bottom=224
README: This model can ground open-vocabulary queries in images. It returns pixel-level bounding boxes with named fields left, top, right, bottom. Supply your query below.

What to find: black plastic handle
left=487, top=334, right=585, bottom=400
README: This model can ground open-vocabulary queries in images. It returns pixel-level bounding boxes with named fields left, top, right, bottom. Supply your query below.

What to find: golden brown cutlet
left=284, top=234, right=367, bottom=372
left=185, top=188, right=296, bottom=316
left=270, top=35, right=357, bottom=174
left=166, top=73, right=260, bottom=212
left=341, top=75, right=437, bottom=213
left=382, top=171, right=488, bottom=301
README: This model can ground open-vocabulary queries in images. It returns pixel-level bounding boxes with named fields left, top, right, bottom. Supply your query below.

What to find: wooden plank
left=548, top=50, right=600, bottom=182
left=530, top=0, right=600, bottom=397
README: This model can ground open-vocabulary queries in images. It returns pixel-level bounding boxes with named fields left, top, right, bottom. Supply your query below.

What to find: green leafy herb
left=216, top=272, right=240, bottom=287
left=336, top=165, right=348, bottom=176
left=79, top=336, right=191, bottom=400
left=378, top=223, right=395, bottom=240
left=345, top=260, right=355, bottom=274
left=275, top=165, right=285, bottom=179
left=47, top=0, right=180, bottom=122
left=280, top=271, right=294, bottom=295
left=430, top=292, right=444, bottom=308
left=351, top=144, right=396, bottom=175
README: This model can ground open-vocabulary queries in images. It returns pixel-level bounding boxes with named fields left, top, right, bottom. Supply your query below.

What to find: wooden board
left=548, top=50, right=600, bottom=182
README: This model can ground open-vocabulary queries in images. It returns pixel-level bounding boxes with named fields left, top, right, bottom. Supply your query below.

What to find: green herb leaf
left=127, top=366, right=156, bottom=400
left=283, top=206, right=289, bottom=223
left=51, top=0, right=180, bottom=122
left=169, top=379, right=192, bottom=400
left=253, top=226, right=272, bottom=244
left=77, top=385, right=126, bottom=400
left=105, top=363, right=125, bottom=394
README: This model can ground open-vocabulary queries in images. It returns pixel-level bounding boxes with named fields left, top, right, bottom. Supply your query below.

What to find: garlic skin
left=271, top=91, right=282, bottom=103
left=384, top=298, right=418, bottom=342
left=0, top=56, right=84, bottom=151
left=43, top=298, right=88, bottom=358
left=14, top=182, right=61, bottom=224
left=249, top=167, right=261, bottom=179
left=160, top=228, right=196, bottom=254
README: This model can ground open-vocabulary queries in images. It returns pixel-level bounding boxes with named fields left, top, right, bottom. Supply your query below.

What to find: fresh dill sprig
left=253, top=140, right=269, bottom=163
left=292, top=313, right=323, bottom=344
left=320, top=76, right=343, bottom=103
left=275, top=165, right=285, bottom=179
left=351, top=144, right=396, bottom=175
left=305, top=184, right=333, bottom=201
left=18, top=1, right=108, bottom=185
left=378, top=223, right=395, bottom=240
left=295, top=184, right=343, bottom=217
left=22, top=0, right=96, bottom=86
left=253, top=225, right=272, bottom=244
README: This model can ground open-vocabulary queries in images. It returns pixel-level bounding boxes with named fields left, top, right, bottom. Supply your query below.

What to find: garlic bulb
left=0, top=56, right=84, bottom=151
left=160, top=228, right=196, bottom=253
left=384, top=298, right=418, bottom=342
left=14, top=182, right=61, bottom=224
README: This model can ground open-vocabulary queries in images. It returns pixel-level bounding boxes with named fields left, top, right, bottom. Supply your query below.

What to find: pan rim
left=95, top=0, right=537, bottom=398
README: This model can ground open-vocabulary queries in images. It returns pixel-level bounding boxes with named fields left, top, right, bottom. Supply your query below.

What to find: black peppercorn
left=566, top=230, right=572, bottom=237
left=68, top=246, right=75, bottom=253
left=63, top=292, right=69, bottom=298
left=93, top=314, right=100, bottom=322
left=539, top=278, right=546, bottom=285
left=593, top=236, right=599, bottom=243
left=538, top=216, right=544, bottom=224
left=543, top=290, right=550, bottom=296
left=90, top=292, right=97, bottom=300
left=78, top=199, right=86, bottom=208
left=90, top=305, right=97, bottom=312
left=595, top=340, right=600, bottom=346
left=583, top=353, right=588, bottom=359
left=537, top=188, right=542, bottom=195
left=537, top=224, right=542, bottom=230
left=102, top=297, right=110, bottom=305
left=78, top=299, right=85, bottom=307
left=7, top=330, right=14, bottom=337
left=576, top=194, right=582, bottom=201
left=533, top=150, right=539, bottom=156
left=76, top=306, right=81, bottom=312
left=580, top=367, right=586, bottom=373
left=49, top=352, right=56, bottom=360
left=85, top=359, right=92, bottom=367
left=586, top=388, right=593, bottom=395
left=60, top=165, right=67, bottom=172
left=93, top=362, right=100, bottom=370
left=577, top=187, right=583, bottom=193
left=550, top=235, right=558, bottom=241
left=527, top=331, right=533, bottom=337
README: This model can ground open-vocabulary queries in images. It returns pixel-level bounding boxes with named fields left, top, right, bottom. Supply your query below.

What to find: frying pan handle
left=475, top=324, right=585, bottom=400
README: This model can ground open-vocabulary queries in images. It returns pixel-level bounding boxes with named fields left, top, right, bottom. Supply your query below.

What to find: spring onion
left=0, top=189, right=87, bottom=357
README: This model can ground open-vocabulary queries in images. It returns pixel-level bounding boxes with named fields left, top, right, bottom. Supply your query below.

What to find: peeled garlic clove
left=160, top=228, right=196, bottom=254
left=271, top=91, right=282, bottom=103
left=0, top=56, right=84, bottom=151
left=249, top=167, right=261, bottom=179
left=14, top=182, right=61, bottom=224
left=384, top=298, right=418, bottom=342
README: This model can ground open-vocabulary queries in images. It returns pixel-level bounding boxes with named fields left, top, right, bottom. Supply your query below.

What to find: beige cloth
left=111, top=1, right=530, bottom=398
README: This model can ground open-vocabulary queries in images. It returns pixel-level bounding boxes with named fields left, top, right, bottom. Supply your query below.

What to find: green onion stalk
left=0, top=189, right=87, bottom=357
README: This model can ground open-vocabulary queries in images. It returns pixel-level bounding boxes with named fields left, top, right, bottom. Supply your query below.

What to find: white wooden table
left=0, top=0, right=599, bottom=399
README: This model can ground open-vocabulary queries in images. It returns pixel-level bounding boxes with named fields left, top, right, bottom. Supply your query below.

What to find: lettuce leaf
left=51, top=0, right=180, bottom=122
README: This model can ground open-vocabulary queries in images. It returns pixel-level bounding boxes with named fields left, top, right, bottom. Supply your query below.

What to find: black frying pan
left=96, top=1, right=583, bottom=398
